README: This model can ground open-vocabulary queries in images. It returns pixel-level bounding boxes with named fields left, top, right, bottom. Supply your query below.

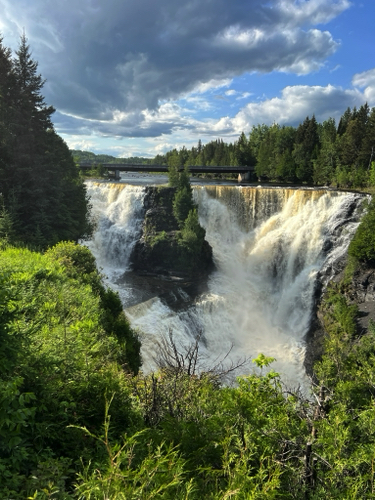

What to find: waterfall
left=85, top=181, right=364, bottom=388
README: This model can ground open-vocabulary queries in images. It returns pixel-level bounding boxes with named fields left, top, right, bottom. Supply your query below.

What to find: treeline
left=153, top=106, right=375, bottom=188
left=0, top=35, right=90, bottom=248
left=72, top=149, right=150, bottom=165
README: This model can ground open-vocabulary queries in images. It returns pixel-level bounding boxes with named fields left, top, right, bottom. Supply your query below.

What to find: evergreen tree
left=275, top=126, right=297, bottom=181
left=256, top=127, right=276, bottom=178
left=0, top=36, right=17, bottom=186
left=337, top=106, right=352, bottom=136
left=314, top=118, right=337, bottom=185
left=248, top=124, right=269, bottom=163
left=14, top=33, right=55, bottom=131
left=360, top=106, right=375, bottom=173
left=234, top=131, right=255, bottom=166
left=0, top=33, right=90, bottom=247
left=293, top=115, right=320, bottom=183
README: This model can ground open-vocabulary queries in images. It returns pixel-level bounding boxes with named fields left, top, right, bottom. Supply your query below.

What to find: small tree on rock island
left=167, top=163, right=206, bottom=251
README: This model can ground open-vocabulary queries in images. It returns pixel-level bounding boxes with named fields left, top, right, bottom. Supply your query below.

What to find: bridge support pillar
left=238, top=171, right=251, bottom=183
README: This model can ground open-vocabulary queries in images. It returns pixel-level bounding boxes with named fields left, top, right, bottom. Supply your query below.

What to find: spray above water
left=86, top=182, right=364, bottom=388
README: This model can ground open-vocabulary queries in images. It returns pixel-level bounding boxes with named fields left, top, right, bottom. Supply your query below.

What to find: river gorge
left=85, top=178, right=365, bottom=389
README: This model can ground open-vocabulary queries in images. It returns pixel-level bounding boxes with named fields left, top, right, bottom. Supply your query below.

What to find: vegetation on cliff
left=0, top=241, right=141, bottom=498
left=348, top=197, right=375, bottom=263
left=131, top=166, right=213, bottom=278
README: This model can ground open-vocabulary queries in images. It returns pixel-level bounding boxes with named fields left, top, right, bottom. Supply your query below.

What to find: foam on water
left=85, top=182, right=364, bottom=388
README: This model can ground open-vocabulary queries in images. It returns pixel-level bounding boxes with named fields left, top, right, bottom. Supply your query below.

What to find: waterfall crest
left=85, top=182, right=364, bottom=387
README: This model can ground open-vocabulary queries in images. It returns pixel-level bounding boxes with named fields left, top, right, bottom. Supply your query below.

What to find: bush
left=45, top=241, right=97, bottom=277
left=348, top=199, right=375, bottom=263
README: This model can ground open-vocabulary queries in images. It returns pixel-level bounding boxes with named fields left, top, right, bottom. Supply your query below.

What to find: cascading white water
left=84, top=182, right=146, bottom=301
left=85, top=181, right=363, bottom=388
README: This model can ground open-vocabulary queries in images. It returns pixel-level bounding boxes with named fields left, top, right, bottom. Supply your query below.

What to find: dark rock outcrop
left=130, top=186, right=214, bottom=281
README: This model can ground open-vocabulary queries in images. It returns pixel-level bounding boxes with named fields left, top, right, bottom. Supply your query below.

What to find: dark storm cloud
left=53, top=109, right=180, bottom=138
left=0, top=0, right=350, bottom=126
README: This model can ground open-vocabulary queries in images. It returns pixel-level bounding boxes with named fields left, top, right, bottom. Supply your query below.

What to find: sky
left=0, top=0, right=374, bottom=158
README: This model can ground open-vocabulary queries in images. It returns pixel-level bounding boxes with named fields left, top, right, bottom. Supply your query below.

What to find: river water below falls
left=85, top=179, right=364, bottom=388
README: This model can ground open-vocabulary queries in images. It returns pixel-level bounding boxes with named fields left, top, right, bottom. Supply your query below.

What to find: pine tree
left=14, top=33, right=55, bottom=133
left=0, top=36, right=17, bottom=184
left=360, top=106, right=375, bottom=172
left=313, top=118, right=337, bottom=185
left=0, top=33, right=90, bottom=247
left=337, top=107, right=352, bottom=136
left=293, top=116, right=320, bottom=183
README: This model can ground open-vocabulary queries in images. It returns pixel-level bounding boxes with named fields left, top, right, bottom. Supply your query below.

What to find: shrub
left=348, top=199, right=375, bottom=263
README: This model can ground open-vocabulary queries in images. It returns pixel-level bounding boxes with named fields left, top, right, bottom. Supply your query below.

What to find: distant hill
left=71, top=149, right=151, bottom=164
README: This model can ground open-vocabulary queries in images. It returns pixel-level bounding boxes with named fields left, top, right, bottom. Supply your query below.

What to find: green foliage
left=253, top=353, right=276, bottom=368
left=0, top=196, right=16, bottom=244
left=180, top=210, right=206, bottom=254
left=156, top=103, right=375, bottom=187
left=45, top=241, right=97, bottom=277
left=294, top=115, right=320, bottom=183
left=71, top=364, right=309, bottom=499
left=147, top=230, right=168, bottom=248
left=314, top=118, right=337, bottom=185
left=348, top=198, right=375, bottom=263
left=5, top=235, right=375, bottom=498
left=369, top=161, right=375, bottom=186
left=310, top=277, right=375, bottom=498
left=45, top=242, right=142, bottom=374
left=73, top=395, right=192, bottom=500
left=0, top=34, right=90, bottom=248
left=71, top=149, right=150, bottom=165
left=0, top=243, right=142, bottom=498
left=173, top=187, right=195, bottom=227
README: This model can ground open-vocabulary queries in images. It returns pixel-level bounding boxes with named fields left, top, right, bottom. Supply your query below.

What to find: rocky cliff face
left=305, top=258, right=375, bottom=376
left=130, top=186, right=214, bottom=281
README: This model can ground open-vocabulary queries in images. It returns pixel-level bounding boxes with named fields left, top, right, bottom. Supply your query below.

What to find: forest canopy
left=146, top=107, right=375, bottom=189
left=74, top=104, right=375, bottom=189
left=0, top=34, right=90, bottom=248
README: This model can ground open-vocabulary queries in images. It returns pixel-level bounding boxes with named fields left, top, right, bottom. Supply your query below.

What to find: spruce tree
left=293, top=115, right=320, bottom=183
left=0, top=33, right=90, bottom=247
left=0, top=36, right=16, bottom=185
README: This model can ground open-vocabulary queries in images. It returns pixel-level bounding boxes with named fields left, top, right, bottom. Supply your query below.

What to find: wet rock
left=130, top=186, right=214, bottom=281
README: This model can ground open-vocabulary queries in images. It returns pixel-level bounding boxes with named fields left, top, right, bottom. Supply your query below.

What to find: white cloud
left=0, top=0, right=360, bottom=155
left=191, top=78, right=232, bottom=95
left=237, top=92, right=252, bottom=100
left=216, top=26, right=265, bottom=48
left=231, top=84, right=363, bottom=132
left=278, top=0, right=351, bottom=27
left=352, top=68, right=375, bottom=105
left=0, top=0, right=349, bottom=120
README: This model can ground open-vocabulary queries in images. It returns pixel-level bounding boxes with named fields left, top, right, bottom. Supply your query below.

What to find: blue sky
left=0, top=0, right=374, bottom=157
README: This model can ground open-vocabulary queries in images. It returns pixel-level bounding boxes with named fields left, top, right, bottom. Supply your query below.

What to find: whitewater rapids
left=85, top=182, right=363, bottom=388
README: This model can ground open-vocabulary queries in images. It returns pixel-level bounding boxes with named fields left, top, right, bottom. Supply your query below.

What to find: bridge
left=78, top=163, right=256, bottom=182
